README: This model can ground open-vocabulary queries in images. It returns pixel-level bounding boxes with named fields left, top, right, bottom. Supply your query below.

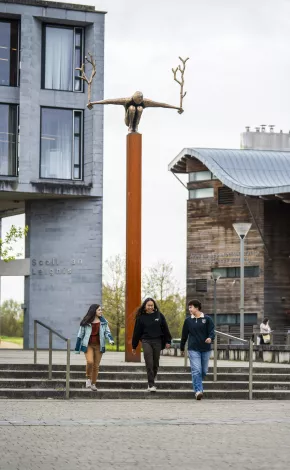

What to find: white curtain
left=45, top=27, right=73, bottom=91
left=0, top=104, right=16, bottom=176
left=41, top=109, right=72, bottom=179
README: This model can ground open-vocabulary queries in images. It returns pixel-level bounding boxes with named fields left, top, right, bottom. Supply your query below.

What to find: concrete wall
left=24, top=197, right=103, bottom=349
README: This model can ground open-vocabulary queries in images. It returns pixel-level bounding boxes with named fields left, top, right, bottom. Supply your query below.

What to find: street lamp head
left=233, top=222, right=252, bottom=239
left=211, top=272, right=221, bottom=281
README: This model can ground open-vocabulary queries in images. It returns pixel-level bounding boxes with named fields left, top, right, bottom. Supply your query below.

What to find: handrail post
left=34, top=320, right=37, bottom=364
left=213, top=335, right=218, bottom=382
left=48, top=330, right=52, bottom=380
left=249, top=339, right=253, bottom=400
left=66, top=339, right=71, bottom=399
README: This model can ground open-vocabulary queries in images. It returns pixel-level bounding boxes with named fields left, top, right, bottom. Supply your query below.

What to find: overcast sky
left=2, top=0, right=290, bottom=302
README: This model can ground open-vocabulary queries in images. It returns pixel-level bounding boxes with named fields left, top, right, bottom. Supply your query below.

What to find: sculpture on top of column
left=77, top=55, right=189, bottom=133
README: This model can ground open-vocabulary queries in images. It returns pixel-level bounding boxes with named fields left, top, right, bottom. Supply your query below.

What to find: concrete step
left=0, top=388, right=290, bottom=399
left=0, top=379, right=289, bottom=391
left=1, top=363, right=289, bottom=374
left=0, top=370, right=290, bottom=382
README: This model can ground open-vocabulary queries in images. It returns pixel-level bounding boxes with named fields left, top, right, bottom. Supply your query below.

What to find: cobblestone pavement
left=0, top=400, right=290, bottom=470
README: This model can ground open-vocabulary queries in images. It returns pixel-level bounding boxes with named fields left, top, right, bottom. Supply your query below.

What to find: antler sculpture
left=172, top=57, right=189, bottom=111
left=76, top=52, right=96, bottom=104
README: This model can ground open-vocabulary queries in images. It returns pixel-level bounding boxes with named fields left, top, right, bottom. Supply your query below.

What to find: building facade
left=0, top=0, right=105, bottom=348
left=169, top=128, right=290, bottom=340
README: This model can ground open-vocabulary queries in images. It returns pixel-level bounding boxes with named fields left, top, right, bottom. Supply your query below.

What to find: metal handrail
left=34, top=320, right=70, bottom=399
left=214, top=330, right=253, bottom=400
left=183, top=330, right=253, bottom=400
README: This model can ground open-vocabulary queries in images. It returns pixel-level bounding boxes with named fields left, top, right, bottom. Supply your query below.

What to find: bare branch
left=75, top=52, right=97, bottom=105
left=172, top=56, right=189, bottom=111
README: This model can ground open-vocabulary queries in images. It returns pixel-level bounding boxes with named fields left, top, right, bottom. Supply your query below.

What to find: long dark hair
left=135, top=297, right=159, bottom=317
left=80, top=304, right=100, bottom=326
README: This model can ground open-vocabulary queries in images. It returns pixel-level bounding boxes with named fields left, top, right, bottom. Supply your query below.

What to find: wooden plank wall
left=187, top=183, right=265, bottom=324
left=264, top=201, right=290, bottom=329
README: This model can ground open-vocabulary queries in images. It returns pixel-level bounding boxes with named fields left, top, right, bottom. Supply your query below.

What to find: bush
left=0, top=300, right=23, bottom=337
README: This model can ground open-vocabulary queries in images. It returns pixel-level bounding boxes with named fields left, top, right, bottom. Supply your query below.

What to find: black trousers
left=142, top=338, right=162, bottom=387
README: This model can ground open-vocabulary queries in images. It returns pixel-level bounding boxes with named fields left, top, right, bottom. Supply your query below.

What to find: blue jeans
left=188, top=350, right=211, bottom=393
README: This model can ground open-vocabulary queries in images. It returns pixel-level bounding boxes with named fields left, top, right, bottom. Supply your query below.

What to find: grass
left=106, top=344, right=125, bottom=352
left=0, top=338, right=125, bottom=351
left=0, top=336, right=23, bottom=346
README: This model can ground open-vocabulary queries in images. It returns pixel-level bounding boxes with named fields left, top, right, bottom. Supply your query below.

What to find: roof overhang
left=168, top=147, right=290, bottom=198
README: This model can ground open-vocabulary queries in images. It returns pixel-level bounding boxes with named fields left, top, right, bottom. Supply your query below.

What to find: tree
left=142, top=261, right=186, bottom=338
left=0, top=299, right=23, bottom=337
left=0, top=225, right=28, bottom=262
left=102, top=255, right=125, bottom=351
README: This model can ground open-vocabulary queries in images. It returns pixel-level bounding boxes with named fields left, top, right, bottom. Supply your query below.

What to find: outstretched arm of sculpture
left=143, top=99, right=184, bottom=114
left=87, top=97, right=129, bottom=110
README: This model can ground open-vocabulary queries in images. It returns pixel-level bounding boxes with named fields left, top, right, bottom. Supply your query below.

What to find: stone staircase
left=0, top=364, right=289, bottom=399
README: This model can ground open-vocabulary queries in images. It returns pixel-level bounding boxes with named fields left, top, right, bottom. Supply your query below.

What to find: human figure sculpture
left=87, top=91, right=183, bottom=133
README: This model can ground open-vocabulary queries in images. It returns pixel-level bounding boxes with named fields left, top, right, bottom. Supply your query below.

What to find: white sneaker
left=195, top=391, right=203, bottom=400
left=85, top=379, right=92, bottom=389
left=148, top=386, right=157, bottom=392
left=90, top=384, right=98, bottom=391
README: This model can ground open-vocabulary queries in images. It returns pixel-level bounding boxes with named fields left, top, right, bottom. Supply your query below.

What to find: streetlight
left=211, top=271, right=221, bottom=382
left=233, top=222, right=252, bottom=340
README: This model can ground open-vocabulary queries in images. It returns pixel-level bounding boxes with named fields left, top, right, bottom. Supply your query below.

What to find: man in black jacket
left=180, top=299, right=215, bottom=400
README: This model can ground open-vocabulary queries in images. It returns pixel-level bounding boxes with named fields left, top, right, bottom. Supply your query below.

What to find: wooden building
left=169, top=134, right=290, bottom=339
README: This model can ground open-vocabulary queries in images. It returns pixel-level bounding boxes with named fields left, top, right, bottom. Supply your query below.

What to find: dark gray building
left=0, top=0, right=105, bottom=348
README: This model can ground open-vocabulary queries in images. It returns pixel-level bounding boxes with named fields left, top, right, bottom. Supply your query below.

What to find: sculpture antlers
left=172, top=57, right=189, bottom=112
left=75, top=52, right=96, bottom=104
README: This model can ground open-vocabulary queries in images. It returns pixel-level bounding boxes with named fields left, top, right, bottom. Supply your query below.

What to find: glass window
left=189, top=188, right=214, bottom=199
left=0, top=104, right=18, bottom=176
left=43, top=26, right=84, bottom=92
left=211, top=267, right=260, bottom=278
left=0, top=20, right=19, bottom=87
left=189, top=171, right=212, bottom=182
left=40, top=108, right=83, bottom=180
left=208, top=314, right=257, bottom=325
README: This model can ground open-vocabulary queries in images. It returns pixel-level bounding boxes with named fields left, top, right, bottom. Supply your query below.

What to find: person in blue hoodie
left=75, top=304, right=114, bottom=391
left=180, top=299, right=215, bottom=400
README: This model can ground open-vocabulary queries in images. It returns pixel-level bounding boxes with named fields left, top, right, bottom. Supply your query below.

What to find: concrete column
left=24, top=198, right=102, bottom=349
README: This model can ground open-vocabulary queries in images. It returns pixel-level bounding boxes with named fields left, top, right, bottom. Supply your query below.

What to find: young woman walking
left=75, top=304, right=114, bottom=391
left=132, top=297, right=172, bottom=392
left=180, top=299, right=215, bottom=400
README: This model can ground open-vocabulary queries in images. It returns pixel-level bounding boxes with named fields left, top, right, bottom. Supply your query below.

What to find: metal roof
left=168, top=148, right=290, bottom=196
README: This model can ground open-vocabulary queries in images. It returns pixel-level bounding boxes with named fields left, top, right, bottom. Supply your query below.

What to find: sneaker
left=90, top=384, right=98, bottom=391
left=85, top=378, right=92, bottom=389
left=148, top=386, right=157, bottom=392
left=195, top=391, right=203, bottom=400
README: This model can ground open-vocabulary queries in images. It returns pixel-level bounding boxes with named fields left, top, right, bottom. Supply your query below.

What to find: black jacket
left=132, top=311, right=172, bottom=350
left=180, top=315, right=215, bottom=352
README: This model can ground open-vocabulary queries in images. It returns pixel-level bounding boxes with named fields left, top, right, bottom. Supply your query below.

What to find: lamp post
left=233, top=223, right=252, bottom=339
left=211, top=272, right=221, bottom=382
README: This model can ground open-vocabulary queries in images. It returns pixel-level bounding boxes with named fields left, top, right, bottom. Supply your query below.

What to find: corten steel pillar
left=125, top=132, right=142, bottom=362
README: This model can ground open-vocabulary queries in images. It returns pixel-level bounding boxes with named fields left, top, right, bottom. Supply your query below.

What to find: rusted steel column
left=125, top=133, right=142, bottom=362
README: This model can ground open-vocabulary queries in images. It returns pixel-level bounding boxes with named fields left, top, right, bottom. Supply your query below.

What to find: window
left=40, top=108, right=83, bottom=180
left=196, top=279, right=208, bottom=292
left=211, top=266, right=260, bottom=278
left=218, top=187, right=234, bottom=205
left=43, top=25, right=84, bottom=92
left=208, top=313, right=257, bottom=325
left=0, top=20, right=19, bottom=87
left=0, top=104, right=18, bottom=176
left=189, top=188, right=214, bottom=199
left=189, top=171, right=217, bottom=182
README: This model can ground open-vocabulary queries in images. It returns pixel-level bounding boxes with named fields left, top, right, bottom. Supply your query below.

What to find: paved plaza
left=0, top=399, right=290, bottom=470
left=1, top=349, right=290, bottom=368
